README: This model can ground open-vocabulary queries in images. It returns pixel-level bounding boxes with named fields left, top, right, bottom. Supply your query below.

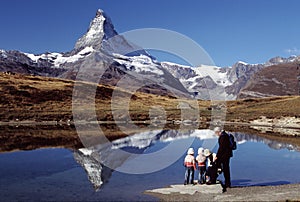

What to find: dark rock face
left=192, top=76, right=217, bottom=89
left=227, top=62, right=264, bottom=84
left=161, top=62, right=198, bottom=80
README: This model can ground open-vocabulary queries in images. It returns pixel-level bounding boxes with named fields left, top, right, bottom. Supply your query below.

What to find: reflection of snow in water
left=237, top=140, right=247, bottom=145
left=74, top=129, right=300, bottom=190
left=232, top=132, right=299, bottom=151
left=283, top=152, right=300, bottom=160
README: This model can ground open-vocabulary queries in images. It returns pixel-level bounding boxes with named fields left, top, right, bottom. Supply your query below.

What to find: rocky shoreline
left=1, top=118, right=299, bottom=130
left=146, top=183, right=300, bottom=201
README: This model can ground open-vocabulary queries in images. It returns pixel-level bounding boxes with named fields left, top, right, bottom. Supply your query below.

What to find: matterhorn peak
left=74, top=9, right=118, bottom=51
left=96, top=9, right=104, bottom=17
left=74, top=8, right=151, bottom=57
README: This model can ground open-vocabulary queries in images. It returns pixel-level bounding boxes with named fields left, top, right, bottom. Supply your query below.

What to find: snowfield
left=113, top=54, right=164, bottom=75
left=25, top=46, right=95, bottom=67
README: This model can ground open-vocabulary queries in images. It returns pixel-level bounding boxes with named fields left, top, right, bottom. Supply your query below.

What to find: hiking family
left=184, top=127, right=236, bottom=189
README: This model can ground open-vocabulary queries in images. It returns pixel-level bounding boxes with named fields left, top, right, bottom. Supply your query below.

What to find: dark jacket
left=216, top=131, right=233, bottom=161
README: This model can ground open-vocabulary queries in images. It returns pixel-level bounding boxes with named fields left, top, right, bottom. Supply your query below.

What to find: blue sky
left=0, top=0, right=300, bottom=67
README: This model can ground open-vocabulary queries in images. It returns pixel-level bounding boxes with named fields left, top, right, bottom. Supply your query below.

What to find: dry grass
left=0, top=73, right=178, bottom=122
left=226, top=96, right=300, bottom=122
left=0, top=73, right=299, bottom=124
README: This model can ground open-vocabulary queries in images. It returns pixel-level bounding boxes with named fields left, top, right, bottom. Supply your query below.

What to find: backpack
left=228, top=133, right=237, bottom=150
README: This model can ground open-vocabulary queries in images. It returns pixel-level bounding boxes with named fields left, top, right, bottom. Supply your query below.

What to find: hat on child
left=204, top=149, right=212, bottom=157
left=198, top=147, right=204, bottom=155
left=187, top=148, right=194, bottom=155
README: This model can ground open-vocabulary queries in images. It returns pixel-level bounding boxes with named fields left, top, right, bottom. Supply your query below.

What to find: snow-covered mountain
left=161, top=55, right=300, bottom=100
left=1, top=8, right=299, bottom=100
left=0, top=9, right=189, bottom=97
left=161, top=62, right=234, bottom=100
left=75, top=9, right=119, bottom=51
left=74, top=9, right=148, bottom=57
left=22, top=9, right=149, bottom=66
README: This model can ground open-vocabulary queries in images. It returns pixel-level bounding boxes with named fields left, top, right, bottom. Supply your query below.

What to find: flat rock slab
left=146, top=183, right=300, bottom=201
left=147, top=184, right=223, bottom=195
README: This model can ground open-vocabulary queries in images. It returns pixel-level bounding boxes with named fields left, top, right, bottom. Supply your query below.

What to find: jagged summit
left=95, top=8, right=104, bottom=17
left=74, top=9, right=118, bottom=51
left=74, top=9, right=149, bottom=57
left=266, top=55, right=300, bottom=66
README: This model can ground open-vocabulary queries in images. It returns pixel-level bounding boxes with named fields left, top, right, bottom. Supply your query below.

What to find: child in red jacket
left=196, top=147, right=207, bottom=184
left=184, top=148, right=196, bottom=185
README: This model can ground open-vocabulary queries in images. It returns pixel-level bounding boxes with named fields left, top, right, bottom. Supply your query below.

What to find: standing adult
left=214, top=127, right=232, bottom=188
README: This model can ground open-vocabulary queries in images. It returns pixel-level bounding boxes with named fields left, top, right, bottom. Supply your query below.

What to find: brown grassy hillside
left=0, top=73, right=200, bottom=123
left=0, top=73, right=299, bottom=124
left=226, top=96, right=300, bottom=122
left=238, top=63, right=300, bottom=99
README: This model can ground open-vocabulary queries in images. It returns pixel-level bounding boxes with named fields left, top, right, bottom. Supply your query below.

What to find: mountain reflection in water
left=74, top=129, right=300, bottom=190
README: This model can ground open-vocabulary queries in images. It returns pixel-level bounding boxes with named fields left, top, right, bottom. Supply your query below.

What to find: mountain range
left=0, top=9, right=299, bottom=100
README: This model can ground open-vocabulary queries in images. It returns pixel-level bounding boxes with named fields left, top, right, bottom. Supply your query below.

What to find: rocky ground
left=146, top=183, right=300, bottom=201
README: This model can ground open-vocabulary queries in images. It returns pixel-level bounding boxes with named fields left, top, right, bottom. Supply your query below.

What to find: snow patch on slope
left=113, top=54, right=164, bottom=75
left=161, top=62, right=232, bottom=87
left=25, top=46, right=94, bottom=67
left=54, top=47, right=94, bottom=66
left=236, top=61, right=248, bottom=65
left=194, top=65, right=233, bottom=87
left=0, top=49, right=7, bottom=58
left=161, top=62, right=234, bottom=100
left=162, top=61, right=192, bottom=69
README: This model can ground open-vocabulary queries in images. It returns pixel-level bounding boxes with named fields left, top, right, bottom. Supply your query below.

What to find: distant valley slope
left=238, top=63, right=300, bottom=99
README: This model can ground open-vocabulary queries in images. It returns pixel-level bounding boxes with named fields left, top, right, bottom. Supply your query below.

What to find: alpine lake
left=0, top=124, right=300, bottom=201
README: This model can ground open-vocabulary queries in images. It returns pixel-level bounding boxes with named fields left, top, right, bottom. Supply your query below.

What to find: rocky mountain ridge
left=0, top=9, right=299, bottom=100
left=162, top=55, right=300, bottom=99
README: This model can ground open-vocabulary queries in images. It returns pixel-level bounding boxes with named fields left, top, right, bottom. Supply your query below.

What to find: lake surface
left=1, top=129, right=300, bottom=201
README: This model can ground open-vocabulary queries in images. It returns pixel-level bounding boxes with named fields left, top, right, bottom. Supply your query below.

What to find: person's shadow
left=221, top=179, right=291, bottom=192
